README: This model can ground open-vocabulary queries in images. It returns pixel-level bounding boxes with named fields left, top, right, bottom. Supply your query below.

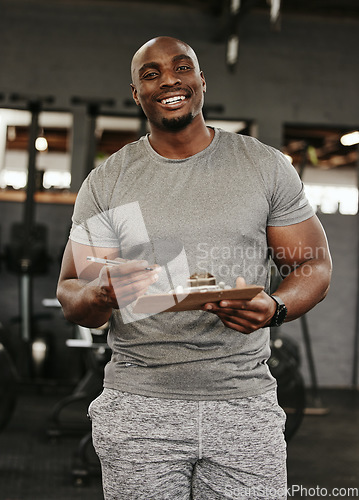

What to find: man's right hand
left=57, top=240, right=161, bottom=328
left=98, top=260, right=160, bottom=309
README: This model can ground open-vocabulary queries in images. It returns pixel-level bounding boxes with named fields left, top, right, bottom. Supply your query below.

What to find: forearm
left=273, top=258, right=331, bottom=322
left=57, top=278, right=113, bottom=328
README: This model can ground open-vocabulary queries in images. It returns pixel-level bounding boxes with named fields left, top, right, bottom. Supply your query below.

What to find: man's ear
left=130, top=83, right=141, bottom=106
left=200, top=71, right=207, bottom=93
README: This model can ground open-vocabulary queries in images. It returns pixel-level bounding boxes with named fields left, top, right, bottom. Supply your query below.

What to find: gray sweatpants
left=88, top=388, right=287, bottom=500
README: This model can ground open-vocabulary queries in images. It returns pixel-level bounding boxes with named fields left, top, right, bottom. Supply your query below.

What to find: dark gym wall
left=0, top=0, right=358, bottom=387
left=0, top=0, right=358, bottom=146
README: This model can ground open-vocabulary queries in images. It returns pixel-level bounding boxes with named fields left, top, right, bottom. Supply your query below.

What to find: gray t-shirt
left=70, top=128, right=314, bottom=400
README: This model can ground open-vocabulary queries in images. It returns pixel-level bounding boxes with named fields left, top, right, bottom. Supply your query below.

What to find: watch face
left=277, top=304, right=287, bottom=325
left=270, top=296, right=287, bottom=327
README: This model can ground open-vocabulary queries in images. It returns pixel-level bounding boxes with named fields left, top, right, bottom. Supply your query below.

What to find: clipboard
left=132, top=285, right=264, bottom=314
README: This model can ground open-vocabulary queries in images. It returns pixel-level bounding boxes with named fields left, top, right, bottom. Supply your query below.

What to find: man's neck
left=148, top=118, right=214, bottom=159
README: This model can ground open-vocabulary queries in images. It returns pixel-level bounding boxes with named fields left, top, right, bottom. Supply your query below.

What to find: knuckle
left=130, top=281, right=143, bottom=292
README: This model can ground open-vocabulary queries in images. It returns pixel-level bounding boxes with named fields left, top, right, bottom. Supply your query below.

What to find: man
left=57, top=36, right=332, bottom=499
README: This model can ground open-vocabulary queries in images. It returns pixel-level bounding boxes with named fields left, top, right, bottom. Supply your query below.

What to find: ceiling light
left=269, top=0, right=281, bottom=24
left=35, top=136, right=48, bottom=151
left=340, top=131, right=359, bottom=146
left=227, top=35, right=239, bottom=67
left=230, top=0, right=241, bottom=15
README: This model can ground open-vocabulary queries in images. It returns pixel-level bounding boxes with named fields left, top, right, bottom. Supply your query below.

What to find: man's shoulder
left=91, top=136, right=145, bottom=177
left=107, top=136, right=145, bottom=162
left=216, top=128, right=281, bottom=159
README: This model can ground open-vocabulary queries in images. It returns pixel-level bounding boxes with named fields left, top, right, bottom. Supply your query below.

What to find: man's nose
left=159, top=70, right=181, bottom=87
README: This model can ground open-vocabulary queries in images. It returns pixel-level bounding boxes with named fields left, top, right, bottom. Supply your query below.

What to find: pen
left=87, top=256, right=153, bottom=271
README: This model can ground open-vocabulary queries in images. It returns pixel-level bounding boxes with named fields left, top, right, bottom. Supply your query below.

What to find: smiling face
left=130, top=37, right=206, bottom=133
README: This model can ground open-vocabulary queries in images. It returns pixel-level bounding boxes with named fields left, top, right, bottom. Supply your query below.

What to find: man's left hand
left=202, top=278, right=276, bottom=334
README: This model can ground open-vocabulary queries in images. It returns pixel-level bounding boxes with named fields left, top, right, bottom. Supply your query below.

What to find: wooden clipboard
left=132, top=285, right=263, bottom=314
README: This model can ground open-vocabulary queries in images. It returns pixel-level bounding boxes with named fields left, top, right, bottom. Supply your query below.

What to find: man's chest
left=107, top=166, right=270, bottom=281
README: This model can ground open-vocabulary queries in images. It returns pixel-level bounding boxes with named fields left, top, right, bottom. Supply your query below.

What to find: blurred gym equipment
left=4, top=95, right=54, bottom=378
left=268, top=329, right=305, bottom=441
left=0, top=339, right=19, bottom=433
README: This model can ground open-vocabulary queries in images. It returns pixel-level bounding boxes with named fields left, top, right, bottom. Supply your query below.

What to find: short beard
left=161, top=113, right=194, bottom=132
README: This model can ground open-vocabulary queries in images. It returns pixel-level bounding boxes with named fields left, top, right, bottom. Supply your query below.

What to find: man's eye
left=143, top=72, right=158, bottom=79
left=177, top=65, right=191, bottom=71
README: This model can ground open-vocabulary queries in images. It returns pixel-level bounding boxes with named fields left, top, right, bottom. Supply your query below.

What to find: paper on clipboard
left=132, top=285, right=264, bottom=314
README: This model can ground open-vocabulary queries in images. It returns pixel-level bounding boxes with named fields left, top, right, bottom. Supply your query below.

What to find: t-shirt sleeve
left=69, top=168, right=119, bottom=248
left=266, top=149, right=315, bottom=226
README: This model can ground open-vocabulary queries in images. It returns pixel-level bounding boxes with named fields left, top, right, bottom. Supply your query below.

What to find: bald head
left=131, top=36, right=200, bottom=84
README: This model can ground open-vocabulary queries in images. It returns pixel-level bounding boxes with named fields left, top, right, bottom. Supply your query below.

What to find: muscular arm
left=203, top=215, right=332, bottom=333
left=57, top=240, right=159, bottom=328
left=266, top=214, right=332, bottom=321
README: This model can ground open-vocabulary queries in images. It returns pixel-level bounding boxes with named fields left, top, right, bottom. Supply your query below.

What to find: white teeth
left=161, top=95, right=186, bottom=105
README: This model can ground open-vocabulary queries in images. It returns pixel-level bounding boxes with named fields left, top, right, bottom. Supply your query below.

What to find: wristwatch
left=269, top=295, right=287, bottom=327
